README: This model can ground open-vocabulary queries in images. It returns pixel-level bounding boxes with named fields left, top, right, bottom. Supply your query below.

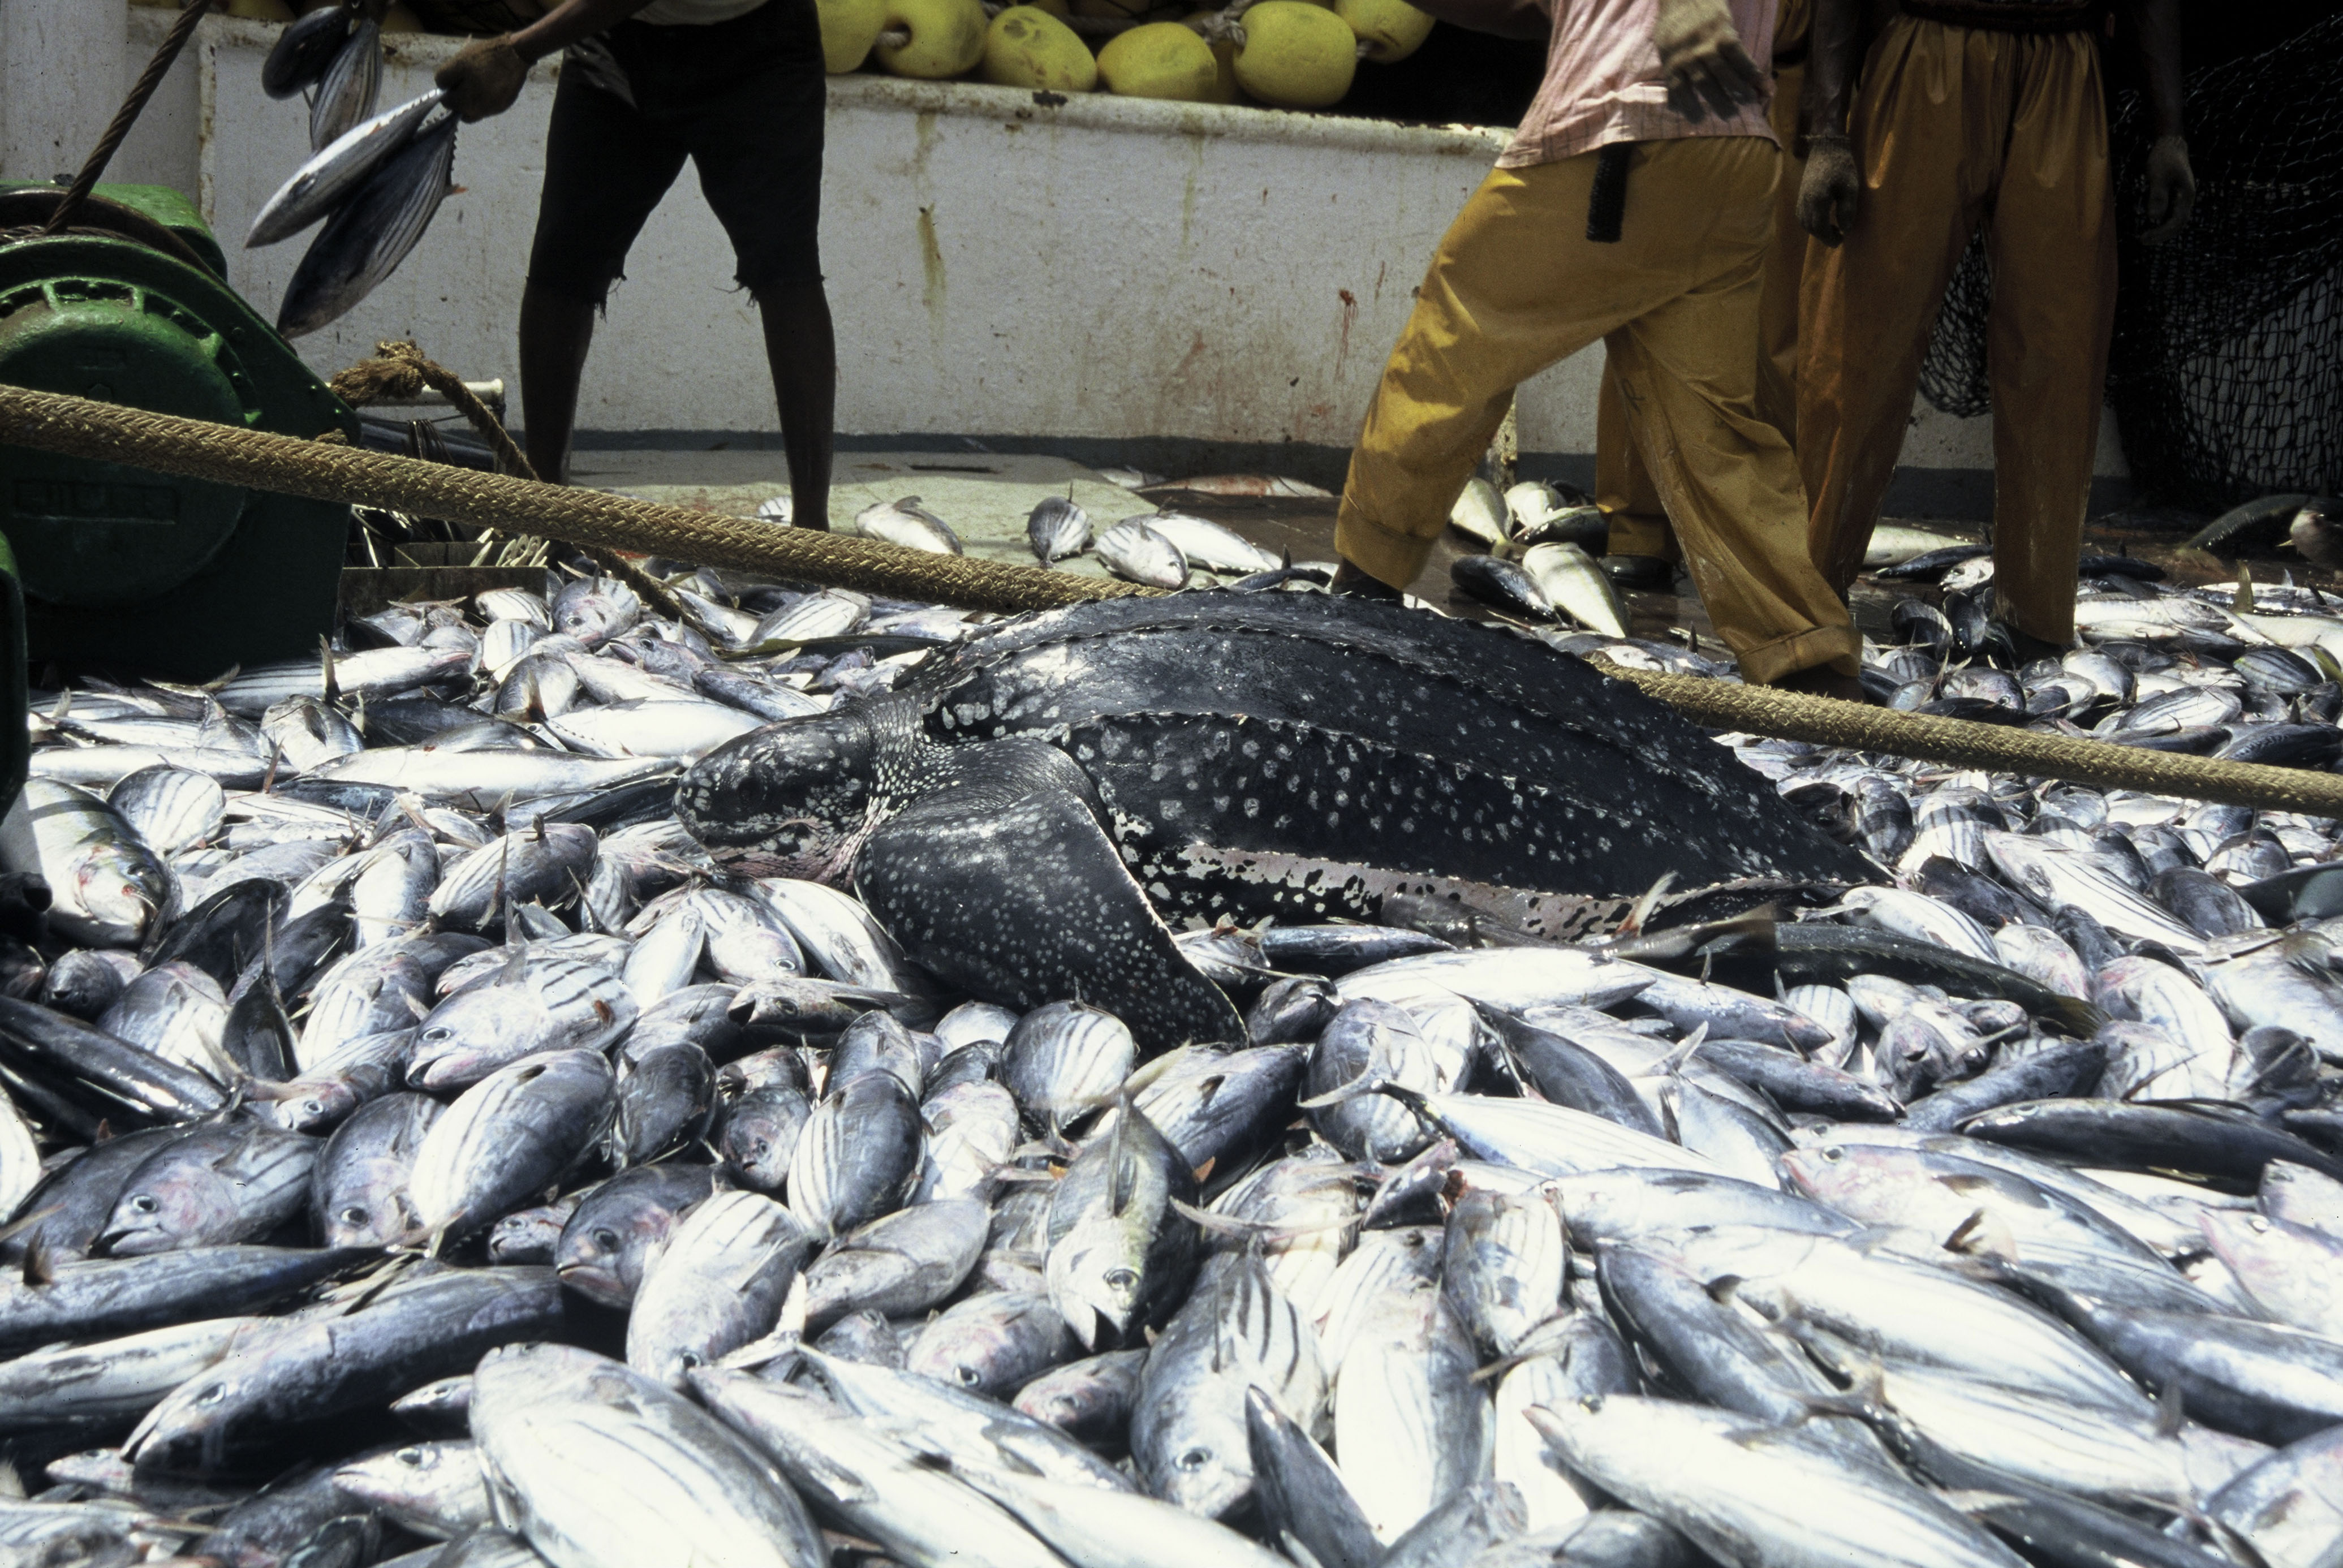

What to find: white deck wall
left=4, top=5, right=2125, bottom=490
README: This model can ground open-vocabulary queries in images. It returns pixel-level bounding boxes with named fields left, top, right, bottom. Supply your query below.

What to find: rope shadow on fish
left=676, top=592, right=1874, bottom=1053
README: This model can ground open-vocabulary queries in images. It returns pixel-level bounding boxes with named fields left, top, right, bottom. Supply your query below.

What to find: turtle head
left=677, top=707, right=882, bottom=882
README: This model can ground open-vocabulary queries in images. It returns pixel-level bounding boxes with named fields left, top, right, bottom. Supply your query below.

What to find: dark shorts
left=527, top=0, right=826, bottom=304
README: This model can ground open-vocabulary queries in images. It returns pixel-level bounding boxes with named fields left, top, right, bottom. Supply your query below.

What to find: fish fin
left=1659, top=1024, right=1711, bottom=1078
left=1936, top=1490, right=2028, bottom=1515
left=1616, top=872, right=1677, bottom=940
left=1169, top=1197, right=1351, bottom=1238
left=1296, top=1075, right=1405, bottom=1111
left=2235, top=563, right=2256, bottom=613
left=2200, top=1515, right=2279, bottom=1568
left=1943, top=1206, right=2018, bottom=1261
left=320, top=637, right=339, bottom=704
left=20, top=1233, right=54, bottom=1287
left=1107, top=1094, right=1140, bottom=1217
left=716, top=1327, right=803, bottom=1373
left=2154, top=1375, right=2186, bottom=1439
left=0, top=1204, right=61, bottom=1253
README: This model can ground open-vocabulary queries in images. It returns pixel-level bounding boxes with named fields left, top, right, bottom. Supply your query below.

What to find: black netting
left=2105, top=12, right=2343, bottom=506
left=1910, top=14, right=2343, bottom=507
left=1917, top=230, right=1993, bottom=420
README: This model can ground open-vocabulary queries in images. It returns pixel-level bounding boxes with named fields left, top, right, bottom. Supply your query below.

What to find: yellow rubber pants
left=1601, top=0, right=1810, bottom=562
left=1798, top=15, right=2115, bottom=644
left=1337, top=137, right=1859, bottom=685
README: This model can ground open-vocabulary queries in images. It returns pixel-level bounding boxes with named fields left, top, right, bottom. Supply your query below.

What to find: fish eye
left=1177, top=1448, right=1211, bottom=1472
left=593, top=1229, right=619, bottom=1251
left=955, top=1366, right=983, bottom=1387
left=679, top=1352, right=702, bottom=1370
left=340, top=1206, right=369, bottom=1225
left=1819, top=1147, right=1844, bottom=1162
left=1104, top=1268, right=1139, bottom=1293
left=397, top=1448, right=425, bottom=1466
left=195, top=1384, right=226, bottom=1406
left=128, top=1194, right=158, bottom=1214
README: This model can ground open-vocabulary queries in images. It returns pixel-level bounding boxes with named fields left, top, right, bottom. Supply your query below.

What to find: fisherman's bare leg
left=758, top=281, right=835, bottom=532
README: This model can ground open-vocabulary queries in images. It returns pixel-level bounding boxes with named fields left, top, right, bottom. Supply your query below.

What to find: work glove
left=2140, top=134, right=2195, bottom=244
left=1651, top=0, right=1767, bottom=122
left=436, top=34, right=530, bottom=122
left=1798, top=131, right=1860, bottom=243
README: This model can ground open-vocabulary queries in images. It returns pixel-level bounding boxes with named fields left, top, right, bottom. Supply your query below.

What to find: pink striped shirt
left=1498, top=0, right=1780, bottom=168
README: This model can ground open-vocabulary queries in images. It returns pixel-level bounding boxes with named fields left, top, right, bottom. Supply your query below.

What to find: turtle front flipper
left=850, top=738, right=1245, bottom=1055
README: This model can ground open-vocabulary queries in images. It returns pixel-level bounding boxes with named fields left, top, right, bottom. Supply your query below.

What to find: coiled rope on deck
left=5, top=379, right=2343, bottom=816
left=331, top=339, right=688, bottom=622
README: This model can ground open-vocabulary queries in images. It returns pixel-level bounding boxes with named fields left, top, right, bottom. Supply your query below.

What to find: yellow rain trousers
left=1601, top=0, right=1812, bottom=563
left=1336, top=136, right=1860, bottom=686
left=1798, top=13, right=2115, bottom=645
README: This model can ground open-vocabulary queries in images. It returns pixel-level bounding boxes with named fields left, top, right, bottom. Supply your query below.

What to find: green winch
left=0, top=180, right=357, bottom=682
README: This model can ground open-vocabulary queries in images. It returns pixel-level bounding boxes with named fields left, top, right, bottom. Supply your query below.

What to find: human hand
left=1652, top=0, right=1765, bottom=122
left=2140, top=134, right=2195, bottom=243
left=1798, top=131, right=1860, bottom=243
left=435, top=35, right=529, bottom=122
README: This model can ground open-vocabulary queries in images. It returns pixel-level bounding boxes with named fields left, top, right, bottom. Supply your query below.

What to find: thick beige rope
left=333, top=340, right=687, bottom=622
left=1592, top=658, right=2343, bottom=817
left=0, top=382, right=1151, bottom=615
left=5, top=380, right=2341, bottom=816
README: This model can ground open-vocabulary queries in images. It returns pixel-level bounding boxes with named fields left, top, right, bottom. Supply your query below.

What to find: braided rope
left=0, top=382, right=1152, bottom=615
left=38, top=0, right=215, bottom=238
left=1591, top=658, right=2343, bottom=819
left=6, top=380, right=2342, bottom=816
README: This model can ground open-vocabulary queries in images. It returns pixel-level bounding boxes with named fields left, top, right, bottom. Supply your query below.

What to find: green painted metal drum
left=0, top=181, right=357, bottom=678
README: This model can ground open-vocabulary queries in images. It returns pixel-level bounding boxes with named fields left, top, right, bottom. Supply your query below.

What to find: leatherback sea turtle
left=678, top=592, right=1871, bottom=1052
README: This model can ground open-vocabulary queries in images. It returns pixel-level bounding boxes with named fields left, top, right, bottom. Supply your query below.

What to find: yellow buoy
left=817, top=0, right=888, bottom=71
left=876, top=0, right=988, bottom=77
left=1336, top=0, right=1433, bottom=62
left=983, top=6, right=1099, bottom=89
left=1233, top=0, right=1355, bottom=107
left=1096, top=20, right=1218, bottom=100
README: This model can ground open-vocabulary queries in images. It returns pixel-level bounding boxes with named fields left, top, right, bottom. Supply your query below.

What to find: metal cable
left=38, top=0, right=216, bottom=238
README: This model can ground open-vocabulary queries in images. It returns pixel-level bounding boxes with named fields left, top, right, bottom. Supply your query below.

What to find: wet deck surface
left=1140, top=489, right=2336, bottom=651
left=578, top=447, right=2324, bottom=647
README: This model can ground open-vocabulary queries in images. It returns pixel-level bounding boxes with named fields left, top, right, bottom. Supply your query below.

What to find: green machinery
left=0, top=180, right=358, bottom=683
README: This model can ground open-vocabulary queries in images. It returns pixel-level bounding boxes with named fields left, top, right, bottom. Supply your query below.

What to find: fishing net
left=1915, top=231, right=1992, bottom=421
left=2103, top=12, right=2343, bottom=507
left=1914, top=13, right=2343, bottom=507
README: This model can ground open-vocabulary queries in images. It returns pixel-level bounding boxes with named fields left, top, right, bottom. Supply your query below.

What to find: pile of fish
left=785, top=492, right=1293, bottom=592
left=14, top=551, right=2343, bottom=1568
left=251, top=9, right=458, bottom=338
